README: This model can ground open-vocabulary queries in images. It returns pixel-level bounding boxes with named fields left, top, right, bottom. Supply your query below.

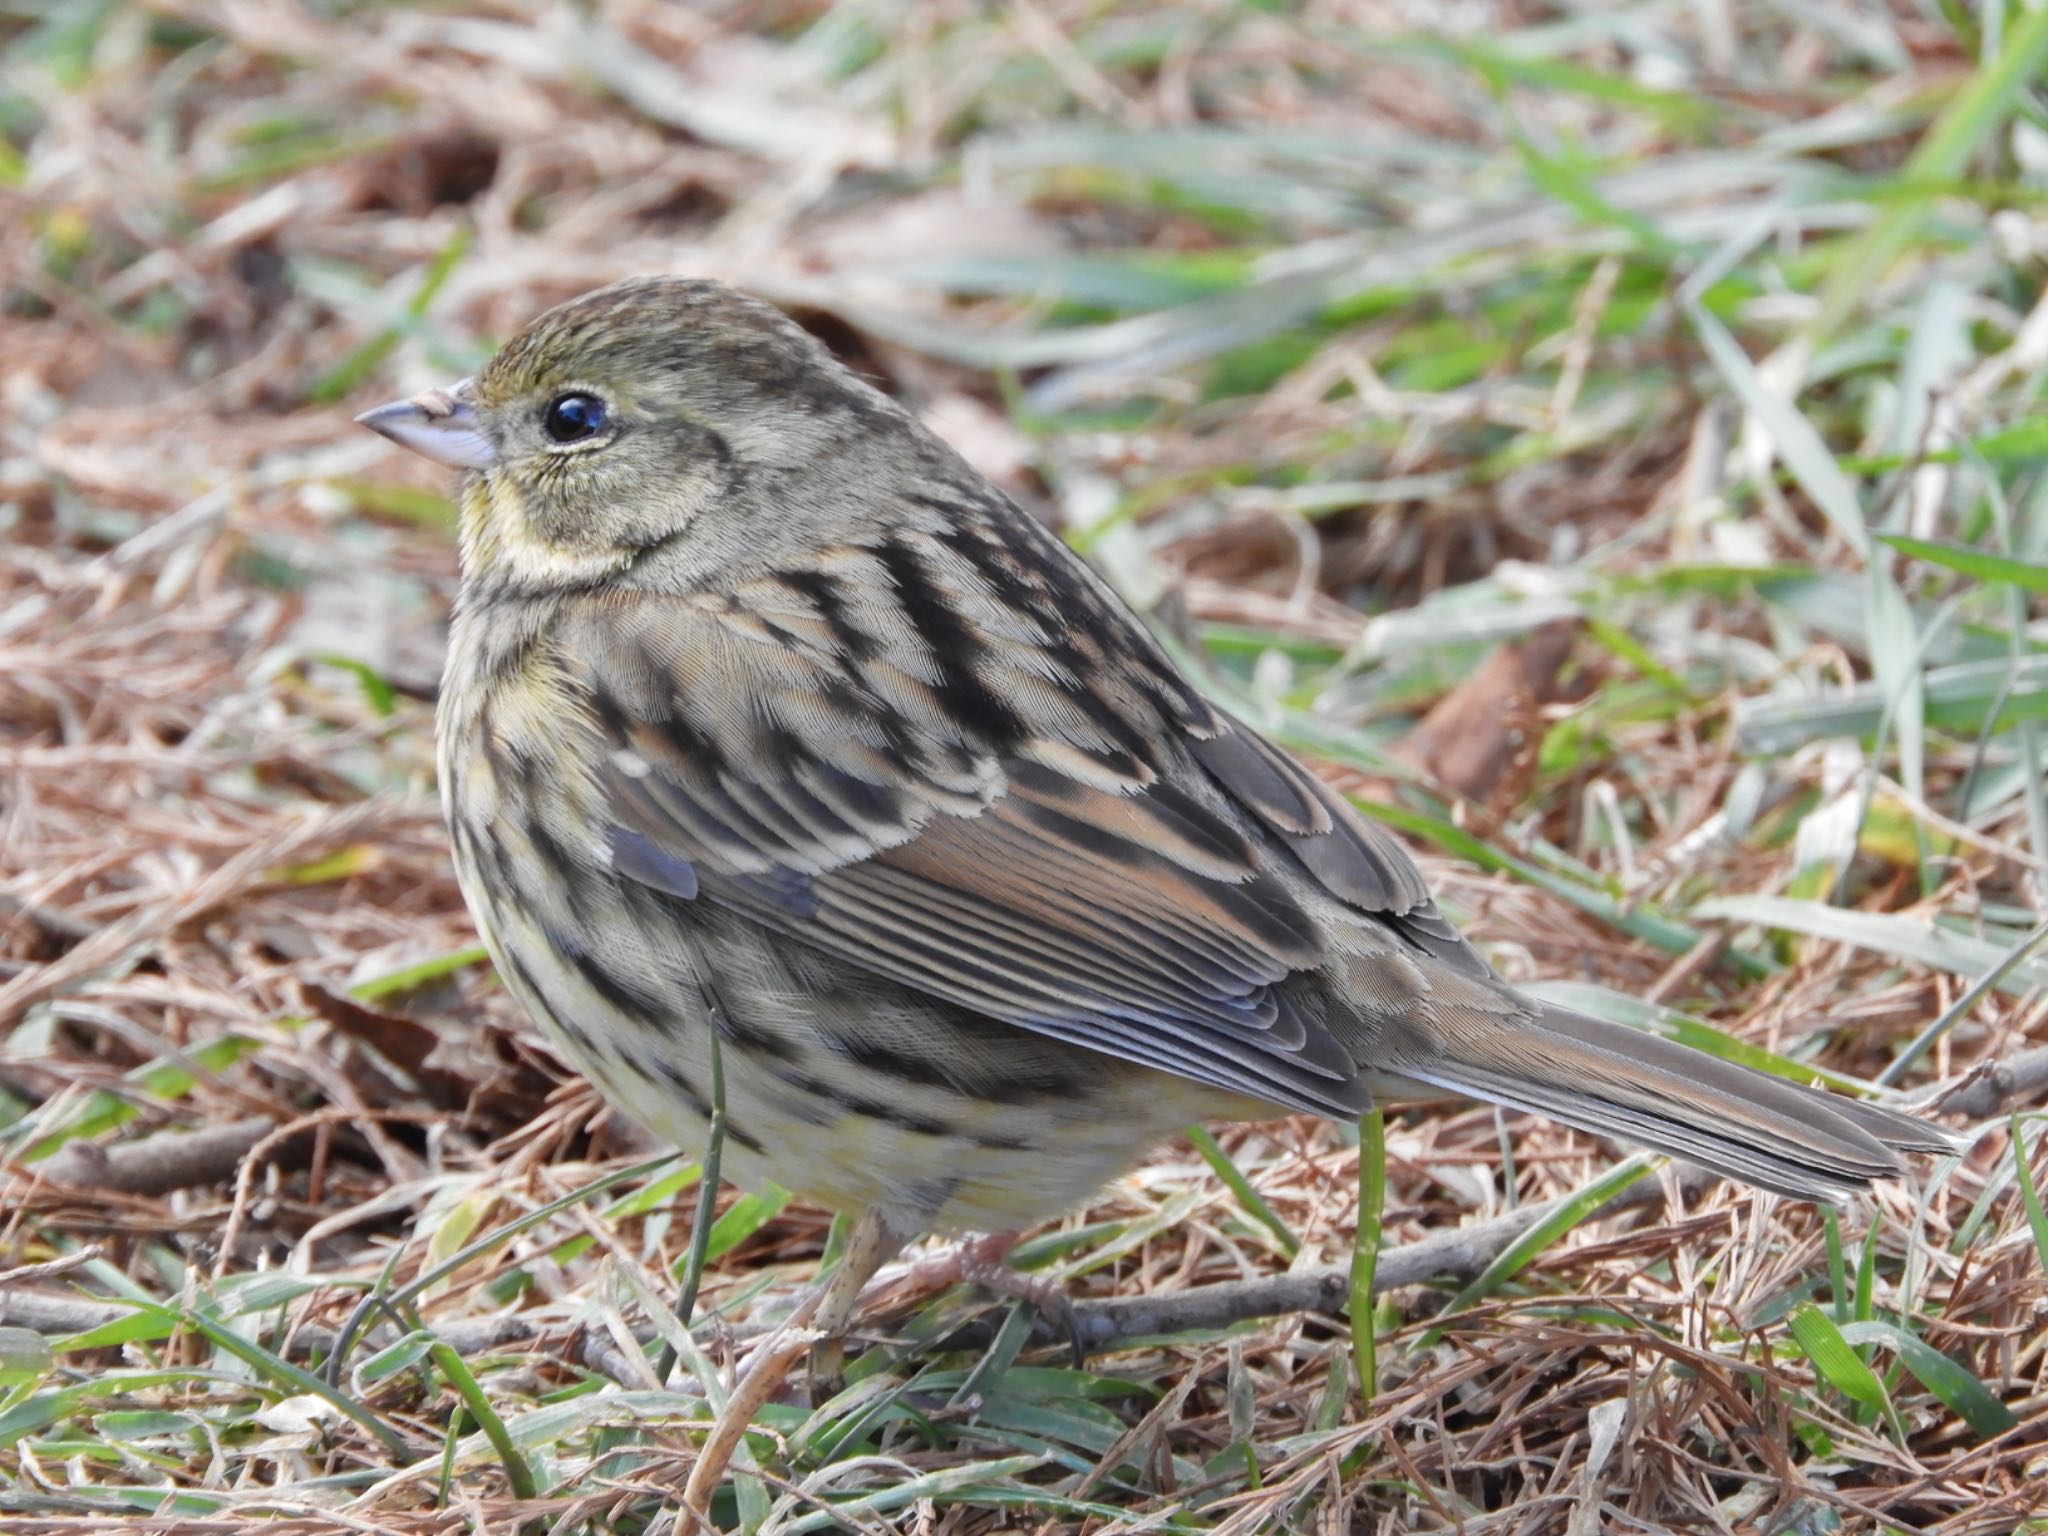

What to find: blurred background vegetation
left=2, top=2, right=2048, bottom=1532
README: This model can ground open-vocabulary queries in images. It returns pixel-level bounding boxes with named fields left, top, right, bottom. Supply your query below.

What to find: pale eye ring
left=543, top=392, right=608, bottom=443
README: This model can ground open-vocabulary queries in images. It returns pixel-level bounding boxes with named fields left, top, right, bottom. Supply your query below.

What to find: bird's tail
left=1366, top=997, right=1958, bottom=1202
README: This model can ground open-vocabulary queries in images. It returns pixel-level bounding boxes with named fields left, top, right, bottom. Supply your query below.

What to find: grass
left=1, top=1, right=2046, bottom=1532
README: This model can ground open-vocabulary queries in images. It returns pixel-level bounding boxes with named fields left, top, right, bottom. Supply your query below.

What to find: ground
left=2, top=2, right=2046, bottom=1533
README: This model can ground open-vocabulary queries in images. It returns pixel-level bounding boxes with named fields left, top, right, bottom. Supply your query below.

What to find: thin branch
left=0, top=1164, right=1700, bottom=1360
left=1921, top=1044, right=2048, bottom=1119
left=24, top=1118, right=310, bottom=1196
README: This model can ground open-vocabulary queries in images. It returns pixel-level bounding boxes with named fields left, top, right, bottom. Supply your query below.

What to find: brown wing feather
left=1186, top=718, right=1487, bottom=973
left=559, top=564, right=1383, bottom=1114
left=553, top=494, right=1506, bottom=1116
left=601, top=743, right=1368, bottom=1114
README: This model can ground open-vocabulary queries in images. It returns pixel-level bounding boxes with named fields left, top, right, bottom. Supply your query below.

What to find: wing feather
left=557, top=534, right=1472, bottom=1115
left=1188, top=719, right=1484, bottom=970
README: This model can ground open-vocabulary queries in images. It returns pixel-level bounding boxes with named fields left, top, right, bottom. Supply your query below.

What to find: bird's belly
left=665, top=1068, right=1212, bottom=1235
left=467, top=885, right=1224, bottom=1235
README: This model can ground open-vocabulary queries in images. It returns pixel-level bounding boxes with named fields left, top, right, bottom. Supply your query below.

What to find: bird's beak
left=354, top=380, right=495, bottom=470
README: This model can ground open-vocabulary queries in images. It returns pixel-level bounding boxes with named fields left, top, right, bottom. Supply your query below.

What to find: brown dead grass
left=2, top=2, right=2045, bottom=1533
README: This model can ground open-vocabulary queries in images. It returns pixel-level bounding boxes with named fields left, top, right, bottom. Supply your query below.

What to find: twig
left=0, top=1168, right=1688, bottom=1359
left=215, top=1110, right=364, bottom=1279
left=1922, top=1044, right=2048, bottom=1119
left=320, top=1153, right=675, bottom=1385
left=681, top=1288, right=823, bottom=1519
left=1046, top=1168, right=1704, bottom=1356
left=0, top=1247, right=103, bottom=1286
left=23, top=1118, right=309, bottom=1196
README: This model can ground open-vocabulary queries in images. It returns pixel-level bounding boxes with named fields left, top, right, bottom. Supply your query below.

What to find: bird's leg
left=806, top=1207, right=916, bottom=1396
left=683, top=1207, right=913, bottom=1519
left=904, top=1231, right=1085, bottom=1366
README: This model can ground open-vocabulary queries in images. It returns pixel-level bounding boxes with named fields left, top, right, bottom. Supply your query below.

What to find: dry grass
left=3, top=2, right=2047, bottom=1532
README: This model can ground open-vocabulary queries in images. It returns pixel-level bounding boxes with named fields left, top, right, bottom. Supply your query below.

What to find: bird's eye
left=543, top=392, right=608, bottom=443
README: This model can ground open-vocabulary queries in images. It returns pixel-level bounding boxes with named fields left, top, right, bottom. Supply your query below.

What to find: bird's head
left=357, top=277, right=903, bottom=589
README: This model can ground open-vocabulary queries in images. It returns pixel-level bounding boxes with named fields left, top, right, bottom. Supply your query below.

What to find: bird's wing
left=1176, top=714, right=1485, bottom=973
left=556, top=528, right=1474, bottom=1115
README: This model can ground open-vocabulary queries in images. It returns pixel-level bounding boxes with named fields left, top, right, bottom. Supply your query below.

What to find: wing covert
left=559, top=584, right=1374, bottom=1115
left=556, top=518, right=1489, bottom=1113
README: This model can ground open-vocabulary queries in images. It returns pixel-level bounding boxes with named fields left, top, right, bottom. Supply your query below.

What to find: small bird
left=360, top=277, right=1950, bottom=1346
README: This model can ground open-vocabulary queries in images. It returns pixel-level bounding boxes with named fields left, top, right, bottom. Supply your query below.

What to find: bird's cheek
left=459, top=471, right=579, bottom=579
left=456, top=475, right=510, bottom=575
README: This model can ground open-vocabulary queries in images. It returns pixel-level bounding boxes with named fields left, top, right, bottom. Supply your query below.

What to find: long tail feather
left=1376, top=1001, right=1957, bottom=1202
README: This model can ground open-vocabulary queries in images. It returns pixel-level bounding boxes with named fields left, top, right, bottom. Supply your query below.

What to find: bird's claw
left=907, top=1232, right=1087, bottom=1368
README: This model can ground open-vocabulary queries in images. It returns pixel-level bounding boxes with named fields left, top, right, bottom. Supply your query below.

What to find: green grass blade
left=1350, top=1107, right=1387, bottom=1403
left=1812, top=2, right=2048, bottom=343
left=2010, top=1114, right=2048, bottom=1277
left=1823, top=1207, right=1849, bottom=1323
left=163, top=1303, right=415, bottom=1459
left=1880, top=534, right=2048, bottom=594
left=324, top=1155, right=679, bottom=1384
left=657, top=1026, right=726, bottom=1385
left=427, top=1339, right=537, bottom=1499
left=1835, top=1319, right=2016, bottom=1440
left=1789, top=1302, right=1902, bottom=1439
left=1425, top=1154, right=1657, bottom=1342
left=1185, top=1124, right=1299, bottom=1258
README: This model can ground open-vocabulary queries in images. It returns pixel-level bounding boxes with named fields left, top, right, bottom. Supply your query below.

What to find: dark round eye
left=543, top=392, right=608, bottom=443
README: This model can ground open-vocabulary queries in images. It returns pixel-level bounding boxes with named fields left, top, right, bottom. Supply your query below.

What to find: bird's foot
left=903, top=1231, right=1086, bottom=1367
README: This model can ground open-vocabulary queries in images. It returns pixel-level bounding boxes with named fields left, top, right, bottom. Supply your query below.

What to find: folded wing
left=558, top=539, right=1476, bottom=1116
